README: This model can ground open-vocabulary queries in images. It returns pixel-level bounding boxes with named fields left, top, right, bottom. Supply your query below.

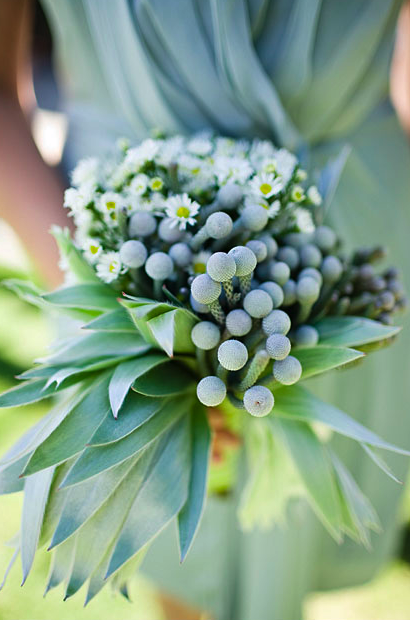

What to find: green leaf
left=45, top=536, right=77, bottom=594
left=292, top=345, right=364, bottom=380
left=22, top=375, right=111, bottom=476
left=106, top=416, right=191, bottom=578
left=39, top=332, right=150, bottom=366
left=147, top=308, right=197, bottom=356
left=273, top=384, right=410, bottom=455
left=83, top=308, right=136, bottom=332
left=50, top=226, right=100, bottom=284
left=315, top=316, right=401, bottom=348
left=3, top=279, right=47, bottom=310
left=90, top=392, right=165, bottom=446
left=0, top=456, right=27, bottom=494
left=178, top=406, right=211, bottom=562
left=0, top=379, right=57, bottom=409
left=63, top=448, right=156, bottom=599
left=361, top=444, right=402, bottom=484
left=21, top=467, right=55, bottom=583
left=60, top=397, right=191, bottom=487
left=133, top=363, right=194, bottom=397
left=108, top=354, right=168, bottom=418
left=273, top=418, right=342, bottom=540
left=49, top=457, right=140, bottom=549
left=42, top=283, right=119, bottom=312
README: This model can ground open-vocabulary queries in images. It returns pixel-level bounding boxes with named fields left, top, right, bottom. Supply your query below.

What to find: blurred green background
left=1, top=224, right=410, bottom=620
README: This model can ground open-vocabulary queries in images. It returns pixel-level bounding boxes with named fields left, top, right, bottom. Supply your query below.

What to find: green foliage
left=314, top=316, right=401, bottom=347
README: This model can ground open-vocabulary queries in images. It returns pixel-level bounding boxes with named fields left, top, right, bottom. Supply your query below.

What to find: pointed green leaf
left=178, top=406, right=211, bottom=561
left=22, top=376, right=111, bottom=476
left=106, top=416, right=191, bottom=578
left=315, top=316, right=401, bottom=347
left=0, top=456, right=27, bottom=494
left=3, top=279, right=47, bottom=310
left=273, top=418, right=342, bottom=540
left=90, top=392, right=165, bottom=446
left=21, top=467, right=55, bottom=583
left=133, top=363, right=194, bottom=397
left=273, top=384, right=410, bottom=455
left=0, top=379, right=57, bottom=409
left=292, top=345, right=364, bottom=380
left=83, top=308, right=135, bottom=332
left=45, top=536, right=77, bottom=595
left=60, top=397, right=191, bottom=487
left=361, top=444, right=402, bottom=484
left=42, top=283, right=118, bottom=311
left=108, top=354, right=167, bottom=418
left=147, top=308, right=197, bottom=356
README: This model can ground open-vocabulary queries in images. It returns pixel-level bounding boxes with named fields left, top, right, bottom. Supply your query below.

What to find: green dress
left=40, top=1, right=410, bottom=618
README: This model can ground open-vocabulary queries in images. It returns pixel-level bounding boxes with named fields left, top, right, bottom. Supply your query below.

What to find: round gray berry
left=277, top=246, right=299, bottom=270
left=190, top=294, right=209, bottom=314
left=119, top=240, right=147, bottom=268
left=259, top=281, right=284, bottom=308
left=321, top=255, right=343, bottom=283
left=243, top=289, right=273, bottom=318
left=218, top=339, right=248, bottom=371
left=129, top=211, right=157, bottom=238
left=241, top=204, right=268, bottom=232
left=266, top=334, right=291, bottom=360
left=206, top=252, right=236, bottom=282
left=145, top=252, right=174, bottom=281
left=169, top=242, right=193, bottom=268
left=205, top=211, right=233, bottom=239
left=282, top=280, right=297, bottom=306
left=296, top=277, right=320, bottom=304
left=228, top=246, right=257, bottom=276
left=246, top=240, right=268, bottom=263
left=191, top=274, right=222, bottom=304
left=273, top=356, right=302, bottom=385
left=226, top=309, right=252, bottom=336
left=314, top=226, right=337, bottom=252
left=284, top=232, right=312, bottom=248
left=262, top=309, right=291, bottom=335
left=294, top=325, right=319, bottom=347
left=299, top=244, right=322, bottom=268
left=191, top=321, right=220, bottom=350
left=299, top=267, right=323, bottom=286
left=243, top=386, right=274, bottom=417
left=270, top=261, right=291, bottom=286
left=217, top=183, right=242, bottom=209
left=256, top=234, right=278, bottom=258
left=197, top=376, right=226, bottom=407
left=158, top=217, right=184, bottom=243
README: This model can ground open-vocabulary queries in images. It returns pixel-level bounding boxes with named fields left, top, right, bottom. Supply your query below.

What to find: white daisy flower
left=124, top=139, right=161, bottom=173
left=261, top=158, right=277, bottom=174
left=296, top=168, right=308, bottom=182
left=250, top=173, right=283, bottom=198
left=250, top=140, right=276, bottom=166
left=178, top=154, right=205, bottom=177
left=267, top=199, right=281, bottom=219
left=71, top=157, right=99, bottom=187
left=63, top=183, right=95, bottom=215
left=187, top=136, right=213, bottom=157
left=290, top=185, right=305, bottom=202
left=214, top=156, right=253, bottom=184
left=82, top=237, right=103, bottom=263
left=129, top=173, right=149, bottom=196
left=190, top=250, right=211, bottom=275
left=165, top=193, right=200, bottom=229
left=96, top=251, right=124, bottom=283
left=149, top=176, right=164, bottom=192
left=98, top=192, right=126, bottom=223
left=307, top=185, right=322, bottom=206
left=275, top=149, right=297, bottom=185
left=295, top=207, right=315, bottom=233
left=155, top=135, right=185, bottom=167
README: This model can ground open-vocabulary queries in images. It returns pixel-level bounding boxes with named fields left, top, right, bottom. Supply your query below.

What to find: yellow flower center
left=192, top=167, right=200, bottom=175
left=264, top=162, right=276, bottom=173
left=109, top=262, right=117, bottom=273
left=193, top=262, right=206, bottom=274
left=176, top=206, right=190, bottom=219
left=151, top=178, right=163, bottom=191
left=90, top=245, right=99, bottom=255
left=106, top=201, right=116, bottom=210
left=260, top=183, right=272, bottom=195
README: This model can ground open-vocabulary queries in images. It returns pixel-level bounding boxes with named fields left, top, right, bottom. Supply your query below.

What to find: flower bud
left=256, top=234, right=278, bottom=258
left=294, top=325, right=319, bottom=347
left=259, top=281, right=284, bottom=308
left=243, top=289, right=273, bottom=318
left=226, top=309, right=252, bottom=336
left=243, top=385, right=274, bottom=417
left=205, top=211, right=233, bottom=239
left=190, top=294, right=209, bottom=314
left=296, top=277, right=320, bottom=304
left=145, top=252, right=174, bottom=281
left=158, top=217, right=184, bottom=242
left=197, top=376, right=226, bottom=407
left=217, top=183, right=242, bottom=209
left=228, top=246, right=257, bottom=276
left=218, top=339, right=248, bottom=371
left=299, top=267, right=323, bottom=286
left=262, top=309, right=291, bottom=335
left=191, top=321, right=220, bottom=350
left=129, top=212, right=157, bottom=237
left=277, top=246, right=299, bottom=270
left=119, top=240, right=147, bottom=268
left=241, top=204, right=268, bottom=232
left=206, top=252, right=236, bottom=282
left=321, top=255, right=343, bottom=284
left=299, top=244, right=322, bottom=268
left=282, top=280, right=297, bottom=306
left=246, top=240, right=268, bottom=263
left=169, top=242, right=193, bottom=268
left=270, top=261, right=290, bottom=285
left=191, top=274, right=222, bottom=304
left=266, top=334, right=291, bottom=360
left=273, top=356, right=302, bottom=385
left=314, top=226, right=336, bottom=252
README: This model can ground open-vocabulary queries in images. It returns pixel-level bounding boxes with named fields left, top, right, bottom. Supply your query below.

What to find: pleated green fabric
left=39, top=1, right=410, bottom=618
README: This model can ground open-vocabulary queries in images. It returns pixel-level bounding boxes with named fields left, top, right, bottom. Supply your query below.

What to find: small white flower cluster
left=63, top=132, right=320, bottom=285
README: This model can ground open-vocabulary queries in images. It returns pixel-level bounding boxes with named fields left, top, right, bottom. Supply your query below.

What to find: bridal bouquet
left=0, top=134, right=408, bottom=603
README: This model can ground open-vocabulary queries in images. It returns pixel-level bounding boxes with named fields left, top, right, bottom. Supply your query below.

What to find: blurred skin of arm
left=0, top=0, right=69, bottom=288
left=391, top=1, right=410, bottom=136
